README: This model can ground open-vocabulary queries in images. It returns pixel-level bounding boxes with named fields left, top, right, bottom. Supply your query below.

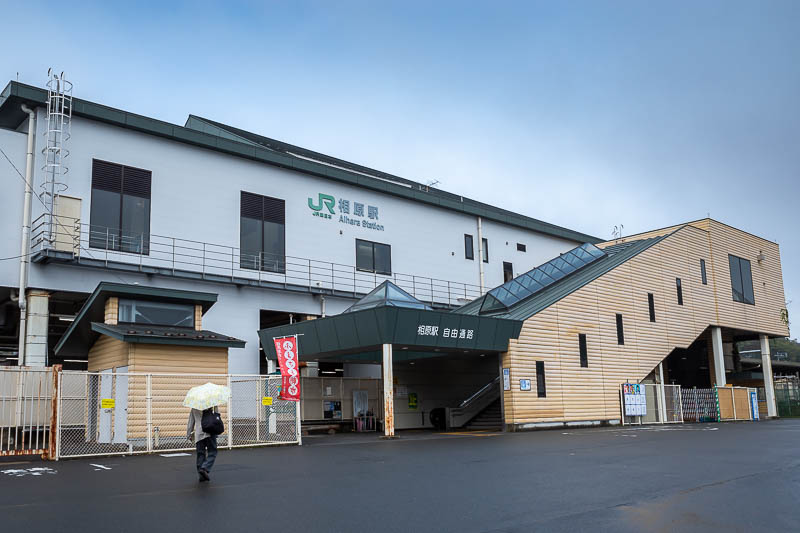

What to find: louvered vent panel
left=262, top=196, right=285, bottom=224
left=91, top=159, right=123, bottom=192
left=122, top=166, right=152, bottom=198
left=240, top=191, right=263, bottom=219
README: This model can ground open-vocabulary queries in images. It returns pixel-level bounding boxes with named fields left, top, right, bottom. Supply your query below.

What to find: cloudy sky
left=2, top=1, right=798, bottom=319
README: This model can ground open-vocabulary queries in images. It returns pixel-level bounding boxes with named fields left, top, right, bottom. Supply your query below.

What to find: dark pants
left=196, top=435, right=218, bottom=473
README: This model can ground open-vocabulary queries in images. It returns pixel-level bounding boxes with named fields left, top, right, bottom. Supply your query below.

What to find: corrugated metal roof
left=453, top=233, right=674, bottom=321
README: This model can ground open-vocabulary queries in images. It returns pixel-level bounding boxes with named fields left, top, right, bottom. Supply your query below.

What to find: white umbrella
left=183, top=382, right=231, bottom=410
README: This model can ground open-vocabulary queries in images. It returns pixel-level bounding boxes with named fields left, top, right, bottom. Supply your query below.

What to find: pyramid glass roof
left=344, top=281, right=432, bottom=313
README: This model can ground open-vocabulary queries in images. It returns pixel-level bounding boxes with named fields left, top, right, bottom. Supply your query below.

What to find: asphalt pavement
left=2, top=419, right=799, bottom=532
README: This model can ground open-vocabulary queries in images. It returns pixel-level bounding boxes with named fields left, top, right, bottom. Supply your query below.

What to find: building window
left=503, top=262, right=514, bottom=282
left=356, top=239, right=392, bottom=275
left=464, top=234, right=474, bottom=260
left=647, top=293, right=656, bottom=322
left=579, top=334, right=588, bottom=368
left=240, top=191, right=285, bottom=273
left=700, top=259, right=707, bottom=285
left=729, top=254, right=755, bottom=305
left=676, top=278, right=683, bottom=306
left=482, top=238, right=489, bottom=263
left=616, top=314, right=624, bottom=345
left=536, top=361, right=546, bottom=397
left=118, top=299, right=194, bottom=327
left=89, top=159, right=151, bottom=254
left=517, top=243, right=526, bottom=252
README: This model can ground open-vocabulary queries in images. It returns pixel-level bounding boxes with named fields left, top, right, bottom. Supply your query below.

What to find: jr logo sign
left=307, top=192, right=385, bottom=231
left=308, top=193, right=335, bottom=215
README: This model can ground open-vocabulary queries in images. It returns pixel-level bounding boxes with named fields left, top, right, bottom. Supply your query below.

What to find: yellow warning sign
left=101, top=398, right=115, bottom=409
left=262, top=396, right=273, bottom=406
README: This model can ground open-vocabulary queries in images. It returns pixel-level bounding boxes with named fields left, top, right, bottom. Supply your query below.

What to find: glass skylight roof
left=344, top=281, right=432, bottom=313
left=479, top=243, right=606, bottom=314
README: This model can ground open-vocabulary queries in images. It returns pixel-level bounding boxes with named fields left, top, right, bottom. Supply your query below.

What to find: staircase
left=464, top=399, right=502, bottom=430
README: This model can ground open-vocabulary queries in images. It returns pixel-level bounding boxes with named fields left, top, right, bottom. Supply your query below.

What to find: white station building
left=0, top=78, right=598, bottom=375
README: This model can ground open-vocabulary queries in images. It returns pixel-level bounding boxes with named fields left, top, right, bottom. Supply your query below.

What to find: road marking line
left=90, top=464, right=111, bottom=470
left=160, top=452, right=191, bottom=457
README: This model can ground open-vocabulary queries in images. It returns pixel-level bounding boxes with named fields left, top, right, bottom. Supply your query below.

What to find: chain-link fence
left=663, top=384, right=683, bottom=423
left=57, top=371, right=300, bottom=459
left=775, top=383, right=800, bottom=417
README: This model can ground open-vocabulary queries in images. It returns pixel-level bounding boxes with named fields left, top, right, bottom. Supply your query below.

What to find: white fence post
left=296, top=398, right=302, bottom=446
left=227, top=374, right=233, bottom=449
left=146, top=374, right=153, bottom=453
left=55, top=370, right=63, bottom=460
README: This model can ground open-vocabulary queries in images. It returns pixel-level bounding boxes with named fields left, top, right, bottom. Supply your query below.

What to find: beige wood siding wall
left=194, top=305, right=203, bottom=331
left=87, top=336, right=129, bottom=371
left=504, top=221, right=788, bottom=426
left=129, top=344, right=229, bottom=374
left=704, top=219, right=788, bottom=337
left=127, top=345, right=229, bottom=440
left=104, top=297, right=119, bottom=325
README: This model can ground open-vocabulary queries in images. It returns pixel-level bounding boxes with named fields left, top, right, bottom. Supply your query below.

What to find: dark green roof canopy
left=55, top=282, right=234, bottom=356
left=259, top=305, right=522, bottom=363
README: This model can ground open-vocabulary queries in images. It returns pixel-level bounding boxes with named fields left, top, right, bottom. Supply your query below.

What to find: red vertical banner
left=274, top=335, right=301, bottom=401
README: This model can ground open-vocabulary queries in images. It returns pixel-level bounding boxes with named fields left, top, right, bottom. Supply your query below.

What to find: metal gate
left=0, top=366, right=59, bottom=458
left=57, top=371, right=301, bottom=459
left=680, top=388, right=720, bottom=422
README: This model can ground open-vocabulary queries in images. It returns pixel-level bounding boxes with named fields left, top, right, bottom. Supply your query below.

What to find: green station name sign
left=308, top=193, right=385, bottom=231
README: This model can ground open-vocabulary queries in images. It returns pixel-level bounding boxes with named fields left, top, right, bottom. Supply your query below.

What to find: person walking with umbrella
left=185, top=382, right=229, bottom=482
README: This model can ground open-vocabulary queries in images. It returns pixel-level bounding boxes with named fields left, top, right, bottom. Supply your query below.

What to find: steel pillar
left=711, top=327, right=726, bottom=386
left=382, top=343, right=394, bottom=437
left=760, top=334, right=777, bottom=417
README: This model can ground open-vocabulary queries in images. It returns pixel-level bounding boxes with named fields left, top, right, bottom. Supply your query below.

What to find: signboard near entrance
left=623, top=383, right=647, bottom=416
left=502, top=368, right=510, bottom=391
left=273, top=336, right=301, bottom=401
left=408, top=393, right=418, bottom=410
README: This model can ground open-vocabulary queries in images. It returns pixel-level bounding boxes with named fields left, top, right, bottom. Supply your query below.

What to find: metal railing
left=447, top=376, right=500, bottom=429
left=30, top=214, right=483, bottom=307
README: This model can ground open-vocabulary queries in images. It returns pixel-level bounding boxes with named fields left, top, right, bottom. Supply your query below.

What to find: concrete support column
left=23, top=290, right=49, bottom=367
left=657, top=362, right=668, bottom=423
left=710, top=327, right=726, bottom=387
left=382, top=343, right=395, bottom=437
left=760, top=334, right=777, bottom=418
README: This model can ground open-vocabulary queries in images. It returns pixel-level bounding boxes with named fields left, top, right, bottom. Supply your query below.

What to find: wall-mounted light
left=757, top=251, right=765, bottom=263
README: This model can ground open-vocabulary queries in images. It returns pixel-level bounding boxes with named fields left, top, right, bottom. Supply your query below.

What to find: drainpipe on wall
left=17, top=104, right=36, bottom=367
left=477, top=217, right=485, bottom=293
left=320, top=295, right=326, bottom=318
